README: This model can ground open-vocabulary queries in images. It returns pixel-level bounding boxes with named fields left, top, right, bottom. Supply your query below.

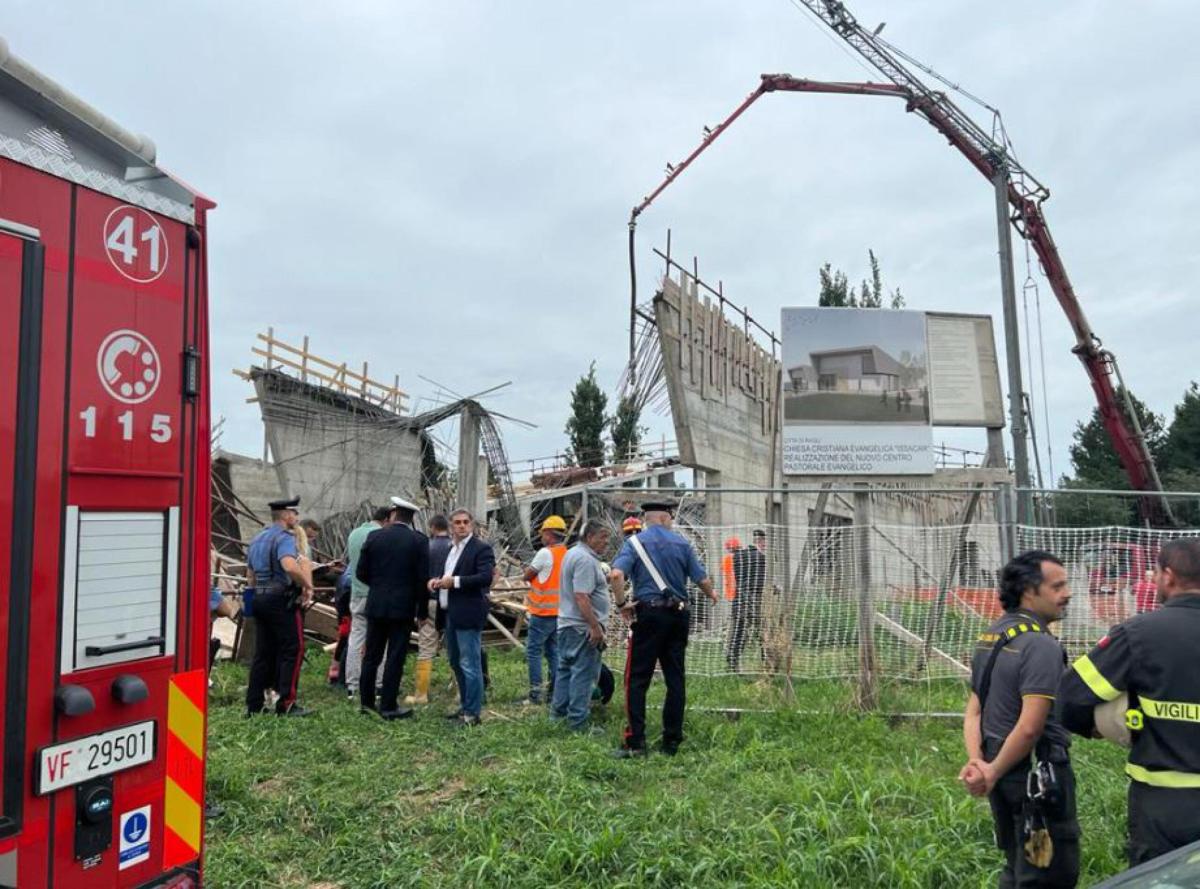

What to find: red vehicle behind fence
left=1082, top=542, right=1159, bottom=625
left=0, top=40, right=212, bottom=888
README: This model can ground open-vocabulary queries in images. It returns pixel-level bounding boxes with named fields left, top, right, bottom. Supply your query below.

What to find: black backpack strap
left=977, top=632, right=1016, bottom=715
left=978, top=620, right=1047, bottom=715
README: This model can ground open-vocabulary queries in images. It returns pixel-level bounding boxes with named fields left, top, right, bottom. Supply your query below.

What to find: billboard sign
left=925, top=312, right=1004, bottom=427
left=782, top=308, right=934, bottom=475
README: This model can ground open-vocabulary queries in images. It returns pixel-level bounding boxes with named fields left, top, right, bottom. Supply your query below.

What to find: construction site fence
left=578, top=483, right=1200, bottom=713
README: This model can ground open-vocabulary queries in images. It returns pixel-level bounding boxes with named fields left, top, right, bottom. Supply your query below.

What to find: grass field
left=204, top=650, right=1131, bottom=888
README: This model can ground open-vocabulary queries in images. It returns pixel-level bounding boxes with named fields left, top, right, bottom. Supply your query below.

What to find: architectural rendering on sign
left=781, top=308, right=934, bottom=475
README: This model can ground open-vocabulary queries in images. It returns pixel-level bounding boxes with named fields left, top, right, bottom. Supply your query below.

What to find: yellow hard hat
left=540, top=515, right=567, bottom=533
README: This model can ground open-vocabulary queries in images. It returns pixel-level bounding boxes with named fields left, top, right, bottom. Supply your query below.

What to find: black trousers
left=1128, top=782, right=1200, bottom=866
left=725, top=594, right=759, bottom=671
left=623, top=606, right=688, bottom=750
left=360, top=617, right=412, bottom=713
left=987, top=755, right=1080, bottom=888
left=246, top=593, right=304, bottom=714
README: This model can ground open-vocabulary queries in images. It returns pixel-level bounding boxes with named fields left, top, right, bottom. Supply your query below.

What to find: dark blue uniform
left=1059, top=593, right=1200, bottom=865
left=612, top=523, right=708, bottom=753
left=245, top=524, right=304, bottom=715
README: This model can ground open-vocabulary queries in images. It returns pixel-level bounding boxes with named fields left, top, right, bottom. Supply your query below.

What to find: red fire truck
left=0, top=39, right=212, bottom=888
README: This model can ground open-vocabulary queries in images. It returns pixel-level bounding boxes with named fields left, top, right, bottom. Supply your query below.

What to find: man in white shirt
left=428, top=509, right=495, bottom=726
left=521, top=515, right=568, bottom=704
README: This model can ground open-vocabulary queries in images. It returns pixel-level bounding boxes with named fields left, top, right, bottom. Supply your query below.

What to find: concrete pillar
left=457, top=407, right=485, bottom=520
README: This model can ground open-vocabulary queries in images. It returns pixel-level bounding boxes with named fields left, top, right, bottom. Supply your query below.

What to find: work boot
left=278, top=703, right=313, bottom=718
left=404, top=660, right=432, bottom=705
left=612, top=746, right=647, bottom=760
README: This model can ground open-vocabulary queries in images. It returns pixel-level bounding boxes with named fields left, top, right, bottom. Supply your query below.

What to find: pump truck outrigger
left=0, top=38, right=213, bottom=889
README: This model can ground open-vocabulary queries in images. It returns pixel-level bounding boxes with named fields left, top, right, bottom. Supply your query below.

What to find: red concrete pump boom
left=629, top=1, right=1165, bottom=504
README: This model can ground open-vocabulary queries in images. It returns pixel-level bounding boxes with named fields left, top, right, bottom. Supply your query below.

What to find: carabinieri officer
left=609, top=500, right=717, bottom=758
left=245, top=496, right=313, bottom=717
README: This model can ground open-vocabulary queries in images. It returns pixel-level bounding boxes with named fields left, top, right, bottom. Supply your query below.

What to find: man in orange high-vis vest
left=521, top=515, right=569, bottom=704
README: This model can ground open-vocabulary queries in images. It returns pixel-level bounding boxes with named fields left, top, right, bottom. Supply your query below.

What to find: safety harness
left=977, top=619, right=1065, bottom=869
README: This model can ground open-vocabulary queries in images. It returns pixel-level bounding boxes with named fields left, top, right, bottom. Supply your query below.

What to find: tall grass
left=205, top=651, right=1130, bottom=888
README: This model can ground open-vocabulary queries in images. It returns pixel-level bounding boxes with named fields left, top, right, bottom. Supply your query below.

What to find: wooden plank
left=254, top=334, right=410, bottom=400
left=486, top=612, right=525, bottom=650
left=876, top=612, right=969, bottom=677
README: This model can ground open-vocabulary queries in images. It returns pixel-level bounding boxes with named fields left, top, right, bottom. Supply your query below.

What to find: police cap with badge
left=389, top=496, right=421, bottom=514
left=269, top=495, right=301, bottom=512
left=640, top=500, right=677, bottom=514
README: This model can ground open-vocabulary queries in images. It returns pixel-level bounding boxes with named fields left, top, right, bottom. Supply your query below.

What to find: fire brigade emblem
left=97, top=329, right=161, bottom=404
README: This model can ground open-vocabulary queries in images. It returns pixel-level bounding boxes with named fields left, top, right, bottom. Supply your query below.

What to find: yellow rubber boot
left=405, top=659, right=432, bottom=705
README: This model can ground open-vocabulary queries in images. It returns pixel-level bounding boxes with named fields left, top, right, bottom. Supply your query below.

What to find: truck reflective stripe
left=167, top=681, right=203, bottom=759
left=1139, top=696, right=1200, bottom=724
left=1126, top=764, right=1200, bottom=789
left=163, top=670, right=206, bottom=869
left=1072, top=654, right=1121, bottom=702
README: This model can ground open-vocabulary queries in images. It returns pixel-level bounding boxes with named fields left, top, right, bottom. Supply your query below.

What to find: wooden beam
left=486, top=612, right=525, bottom=650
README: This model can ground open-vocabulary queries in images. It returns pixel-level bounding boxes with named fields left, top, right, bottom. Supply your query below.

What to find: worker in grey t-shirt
left=960, top=550, right=1078, bottom=888
left=550, top=520, right=612, bottom=731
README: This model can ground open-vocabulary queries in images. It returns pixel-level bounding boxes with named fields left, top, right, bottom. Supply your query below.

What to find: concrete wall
left=251, top=368, right=427, bottom=521
left=655, top=272, right=781, bottom=527
left=212, top=450, right=282, bottom=546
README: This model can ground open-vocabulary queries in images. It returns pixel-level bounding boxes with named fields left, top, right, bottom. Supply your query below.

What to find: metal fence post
left=780, top=480, right=791, bottom=595
left=853, top=484, right=877, bottom=711
left=581, top=486, right=589, bottom=525
left=995, top=482, right=1014, bottom=565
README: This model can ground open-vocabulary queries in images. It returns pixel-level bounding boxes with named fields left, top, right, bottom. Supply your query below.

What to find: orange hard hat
left=622, top=516, right=643, bottom=533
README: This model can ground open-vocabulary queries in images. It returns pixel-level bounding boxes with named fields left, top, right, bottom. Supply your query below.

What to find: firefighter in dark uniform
left=245, top=496, right=314, bottom=717
left=609, top=501, right=718, bottom=758
left=1058, top=537, right=1200, bottom=866
left=959, top=550, right=1079, bottom=888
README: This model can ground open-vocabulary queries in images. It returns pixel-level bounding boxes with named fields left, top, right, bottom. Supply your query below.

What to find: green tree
left=1163, top=382, right=1200, bottom=475
left=1051, top=478, right=1140, bottom=527
left=818, top=263, right=855, bottom=307
left=819, top=250, right=905, bottom=309
left=609, top=395, right=645, bottom=464
left=565, top=362, right=608, bottom=468
left=1064, top=387, right=1167, bottom=491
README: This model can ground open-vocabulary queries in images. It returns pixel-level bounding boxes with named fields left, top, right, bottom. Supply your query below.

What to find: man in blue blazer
left=428, top=508, right=495, bottom=726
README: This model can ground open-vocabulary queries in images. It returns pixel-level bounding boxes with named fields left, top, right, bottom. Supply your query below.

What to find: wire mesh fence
left=591, top=484, right=1200, bottom=712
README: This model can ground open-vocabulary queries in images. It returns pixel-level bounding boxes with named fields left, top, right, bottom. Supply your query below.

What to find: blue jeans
left=446, top=621, right=483, bottom=718
left=525, top=614, right=558, bottom=701
left=550, top=625, right=601, bottom=729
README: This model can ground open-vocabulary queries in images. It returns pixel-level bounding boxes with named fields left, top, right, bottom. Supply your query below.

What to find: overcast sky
left=8, top=1, right=1198, bottom=485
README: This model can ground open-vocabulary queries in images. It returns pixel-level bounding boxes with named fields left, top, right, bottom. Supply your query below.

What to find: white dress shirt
left=440, top=534, right=472, bottom=608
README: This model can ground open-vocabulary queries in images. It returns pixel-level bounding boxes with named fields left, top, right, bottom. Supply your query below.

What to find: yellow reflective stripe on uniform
left=1126, top=764, right=1200, bottom=789
left=1072, top=654, right=1121, bottom=702
left=1139, top=697, right=1200, bottom=724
